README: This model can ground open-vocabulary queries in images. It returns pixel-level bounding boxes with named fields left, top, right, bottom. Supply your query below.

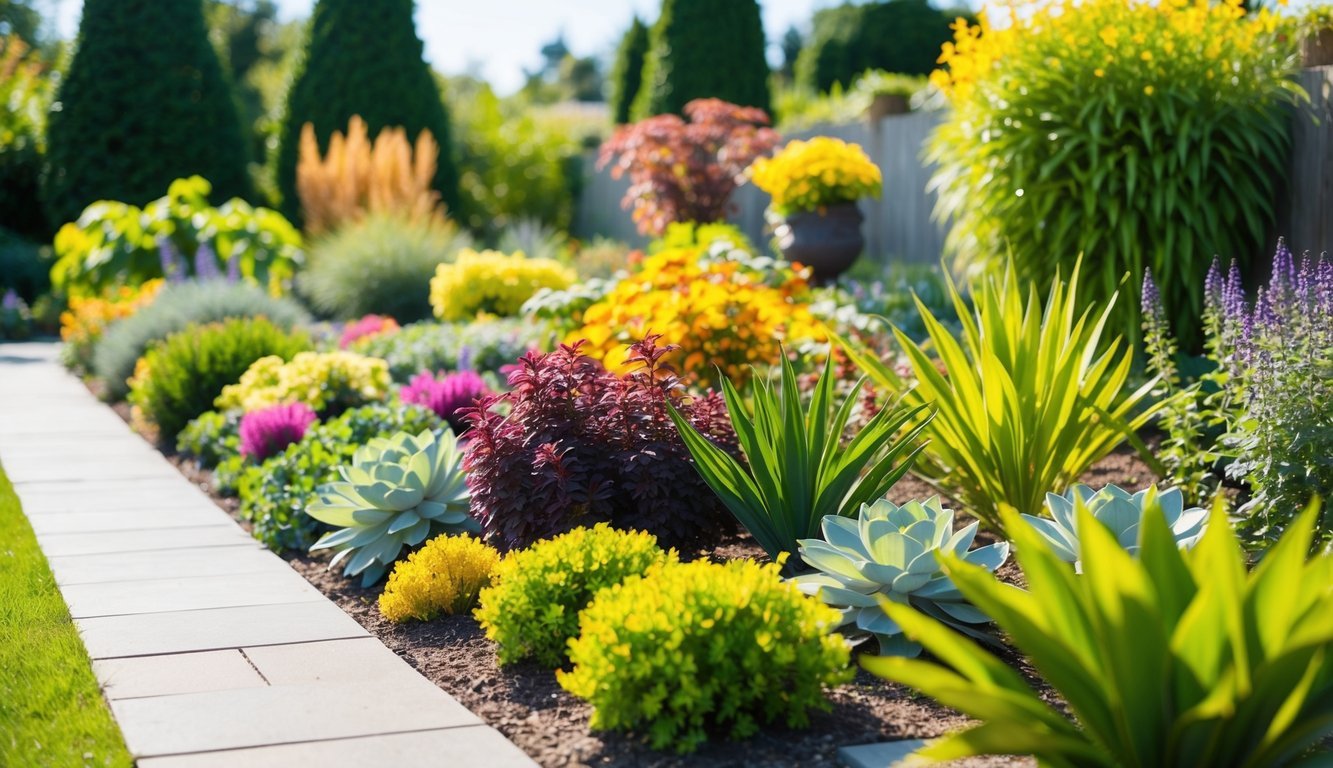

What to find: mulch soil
left=120, top=397, right=1155, bottom=767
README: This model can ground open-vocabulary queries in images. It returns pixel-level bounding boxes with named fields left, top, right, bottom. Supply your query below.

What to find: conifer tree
left=609, top=17, right=650, bottom=124
left=634, top=0, right=770, bottom=119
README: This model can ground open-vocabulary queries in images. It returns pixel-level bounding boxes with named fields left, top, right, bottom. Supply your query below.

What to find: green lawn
left=0, top=463, right=132, bottom=768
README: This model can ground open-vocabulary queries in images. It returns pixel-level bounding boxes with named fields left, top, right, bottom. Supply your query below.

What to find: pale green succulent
left=793, top=497, right=1008, bottom=657
left=1021, top=484, right=1207, bottom=571
left=308, top=428, right=477, bottom=586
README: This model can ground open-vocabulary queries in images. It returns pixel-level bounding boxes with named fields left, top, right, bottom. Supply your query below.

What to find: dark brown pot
left=774, top=202, right=865, bottom=283
left=1302, top=28, right=1333, bottom=68
left=868, top=93, right=911, bottom=121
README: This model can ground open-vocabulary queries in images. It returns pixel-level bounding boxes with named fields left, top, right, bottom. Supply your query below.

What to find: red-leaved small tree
left=598, top=98, right=779, bottom=236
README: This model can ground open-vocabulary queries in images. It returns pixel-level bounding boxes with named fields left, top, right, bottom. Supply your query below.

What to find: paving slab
left=77, top=601, right=369, bottom=659
left=95, top=650, right=267, bottom=700
left=134, top=726, right=537, bottom=768
left=110, top=680, right=480, bottom=757
left=28, top=508, right=232, bottom=535
left=48, top=545, right=273, bottom=586
left=838, top=740, right=930, bottom=768
left=4, top=455, right=183, bottom=484
left=245, top=637, right=432, bottom=687
left=37, top=525, right=254, bottom=557
left=63, top=570, right=324, bottom=618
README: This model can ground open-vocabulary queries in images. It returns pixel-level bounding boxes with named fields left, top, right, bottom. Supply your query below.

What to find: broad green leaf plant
left=837, top=260, right=1160, bottom=533
left=669, top=353, right=932, bottom=564
left=864, top=498, right=1333, bottom=768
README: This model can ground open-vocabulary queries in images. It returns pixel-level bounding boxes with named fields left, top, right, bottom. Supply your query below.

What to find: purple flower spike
left=400, top=370, right=492, bottom=435
left=194, top=241, right=220, bottom=281
left=1204, top=257, right=1224, bottom=313
left=1141, top=268, right=1161, bottom=317
left=226, top=253, right=241, bottom=283
left=158, top=238, right=186, bottom=283
left=239, top=403, right=318, bottom=462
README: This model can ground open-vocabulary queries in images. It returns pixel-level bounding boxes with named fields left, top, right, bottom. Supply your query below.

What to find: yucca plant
left=837, top=260, right=1160, bottom=533
left=863, top=497, right=1333, bottom=768
left=308, top=428, right=476, bottom=586
left=669, top=352, right=932, bottom=564
left=793, top=497, right=1008, bottom=657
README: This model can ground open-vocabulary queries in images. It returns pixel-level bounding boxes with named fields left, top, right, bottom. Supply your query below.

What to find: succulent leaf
left=1021, top=484, right=1206, bottom=570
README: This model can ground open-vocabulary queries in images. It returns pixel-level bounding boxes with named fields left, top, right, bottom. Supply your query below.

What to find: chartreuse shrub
left=215, top=351, right=390, bottom=416
left=558, top=558, right=853, bottom=753
left=474, top=525, right=674, bottom=668
left=863, top=499, right=1333, bottom=768
left=92, top=280, right=311, bottom=401
left=127, top=318, right=310, bottom=442
left=42, top=0, right=249, bottom=229
left=793, top=497, right=1008, bottom=657
left=238, top=403, right=439, bottom=551
left=308, top=429, right=476, bottom=586
left=378, top=534, right=500, bottom=623
left=1020, top=484, right=1207, bottom=570
left=671, top=353, right=931, bottom=563
left=429, top=248, right=574, bottom=322
left=839, top=261, right=1158, bottom=533
left=928, top=0, right=1302, bottom=347
left=299, top=213, right=473, bottom=323
left=51, top=176, right=302, bottom=300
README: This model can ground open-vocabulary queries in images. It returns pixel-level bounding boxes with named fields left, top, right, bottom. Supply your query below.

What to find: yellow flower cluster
left=932, top=0, right=1283, bottom=104
left=429, top=248, right=575, bottom=322
left=748, top=137, right=882, bottom=216
left=215, top=351, right=390, bottom=414
left=378, top=534, right=500, bottom=623
left=60, top=279, right=164, bottom=370
left=571, top=247, right=823, bottom=389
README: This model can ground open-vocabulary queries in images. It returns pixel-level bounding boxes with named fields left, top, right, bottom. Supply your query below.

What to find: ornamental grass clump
left=378, top=534, right=500, bottom=623
left=237, top=403, right=317, bottom=462
left=928, top=0, right=1303, bottom=347
left=400, top=370, right=490, bottom=434
left=793, top=497, right=1007, bottom=657
left=748, top=136, right=882, bottom=216
left=863, top=498, right=1333, bottom=768
left=463, top=336, right=737, bottom=551
left=429, top=248, right=574, bottom=322
left=558, top=558, right=853, bottom=753
left=474, top=524, right=674, bottom=667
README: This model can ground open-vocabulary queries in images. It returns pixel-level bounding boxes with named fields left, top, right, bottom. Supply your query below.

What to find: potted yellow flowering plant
left=748, top=137, right=882, bottom=282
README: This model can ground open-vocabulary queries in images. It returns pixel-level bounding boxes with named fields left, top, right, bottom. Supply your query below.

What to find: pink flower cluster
left=400, top=370, right=490, bottom=434
left=338, top=314, right=400, bottom=349
left=239, top=402, right=318, bottom=461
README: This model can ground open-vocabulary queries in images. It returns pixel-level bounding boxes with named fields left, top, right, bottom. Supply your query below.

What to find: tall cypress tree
left=275, top=0, right=457, bottom=223
left=41, top=0, right=250, bottom=228
left=609, top=17, right=650, bottom=124
left=633, top=0, right=770, bottom=119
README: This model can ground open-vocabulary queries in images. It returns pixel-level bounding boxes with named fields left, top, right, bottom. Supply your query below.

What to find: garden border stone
left=0, top=341, right=536, bottom=767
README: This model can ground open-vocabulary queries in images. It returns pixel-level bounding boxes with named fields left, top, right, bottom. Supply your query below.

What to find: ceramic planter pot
left=773, top=202, right=865, bottom=283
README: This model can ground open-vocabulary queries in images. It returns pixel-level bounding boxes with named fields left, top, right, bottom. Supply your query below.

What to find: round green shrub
left=634, top=0, right=771, bottom=118
left=298, top=214, right=471, bottom=323
left=93, top=280, right=312, bottom=401
left=42, top=0, right=250, bottom=229
left=557, top=558, right=853, bottom=753
left=275, top=0, right=458, bottom=223
left=927, top=0, right=1302, bottom=348
left=127, top=317, right=310, bottom=442
left=474, top=525, right=674, bottom=668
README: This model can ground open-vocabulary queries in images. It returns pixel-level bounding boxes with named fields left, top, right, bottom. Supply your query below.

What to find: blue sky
left=49, top=0, right=835, bottom=94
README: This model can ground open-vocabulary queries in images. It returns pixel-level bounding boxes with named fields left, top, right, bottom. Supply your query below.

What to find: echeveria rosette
left=308, top=428, right=477, bottom=586
left=793, top=497, right=1008, bottom=657
left=1022, top=484, right=1207, bottom=571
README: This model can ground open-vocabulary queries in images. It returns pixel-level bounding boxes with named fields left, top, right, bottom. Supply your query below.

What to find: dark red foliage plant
left=460, top=335, right=739, bottom=551
left=597, top=98, right=779, bottom=236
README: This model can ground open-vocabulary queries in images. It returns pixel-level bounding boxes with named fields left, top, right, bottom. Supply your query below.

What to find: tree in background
left=520, top=33, right=604, bottom=105
left=778, top=25, right=804, bottom=83
left=634, top=0, right=770, bottom=119
left=42, top=0, right=250, bottom=229
left=0, top=0, right=41, bottom=48
left=609, top=17, right=649, bottom=124
left=275, top=0, right=457, bottom=224
left=796, top=0, right=964, bottom=93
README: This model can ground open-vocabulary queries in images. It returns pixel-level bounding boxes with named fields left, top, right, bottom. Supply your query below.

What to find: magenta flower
left=338, top=314, right=401, bottom=349
left=400, top=370, right=490, bottom=434
left=239, top=402, right=318, bottom=461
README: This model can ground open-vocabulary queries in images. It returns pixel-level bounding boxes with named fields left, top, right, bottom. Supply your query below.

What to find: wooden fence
left=1282, top=66, right=1333, bottom=257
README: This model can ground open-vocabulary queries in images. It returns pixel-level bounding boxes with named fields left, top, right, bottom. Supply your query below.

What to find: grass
left=0, top=462, right=133, bottom=767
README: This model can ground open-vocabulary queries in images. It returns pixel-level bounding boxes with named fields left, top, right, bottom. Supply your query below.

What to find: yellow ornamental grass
left=429, top=248, right=575, bottom=322
left=572, top=246, right=822, bottom=389
left=748, top=137, right=882, bottom=216
left=378, top=534, right=500, bottom=622
left=215, top=351, right=390, bottom=414
left=297, top=115, right=445, bottom=235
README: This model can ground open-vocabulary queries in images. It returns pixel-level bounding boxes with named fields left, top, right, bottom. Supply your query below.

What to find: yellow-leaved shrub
left=429, top=248, right=574, bottom=322
left=215, top=351, right=390, bottom=415
left=378, top=534, right=500, bottom=622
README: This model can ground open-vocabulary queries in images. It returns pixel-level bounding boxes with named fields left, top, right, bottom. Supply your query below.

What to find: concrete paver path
left=0, top=342, right=535, bottom=767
